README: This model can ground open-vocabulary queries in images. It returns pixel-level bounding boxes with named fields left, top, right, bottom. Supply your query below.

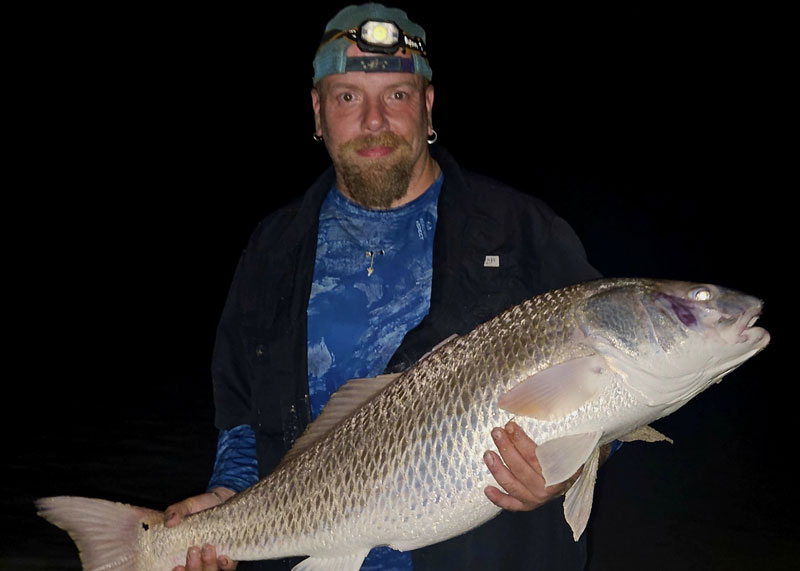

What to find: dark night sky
left=8, top=3, right=792, bottom=569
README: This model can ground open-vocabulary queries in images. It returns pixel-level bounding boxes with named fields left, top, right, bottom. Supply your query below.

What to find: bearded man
left=166, top=4, right=605, bottom=570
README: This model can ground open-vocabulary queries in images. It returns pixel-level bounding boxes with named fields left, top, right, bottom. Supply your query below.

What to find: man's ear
left=311, top=87, right=323, bottom=138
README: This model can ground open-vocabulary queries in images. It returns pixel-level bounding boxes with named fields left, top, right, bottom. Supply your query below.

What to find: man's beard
left=331, top=132, right=416, bottom=210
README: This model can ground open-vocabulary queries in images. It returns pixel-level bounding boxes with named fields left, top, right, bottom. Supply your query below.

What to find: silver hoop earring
left=427, top=129, right=438, bottom=145
left=313, top=133, right=323, bottom=142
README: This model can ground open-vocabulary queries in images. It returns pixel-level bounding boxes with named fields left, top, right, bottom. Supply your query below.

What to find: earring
left=427, top=129, right=438, bottom=145
left=313, top=133, right=323, bottom=142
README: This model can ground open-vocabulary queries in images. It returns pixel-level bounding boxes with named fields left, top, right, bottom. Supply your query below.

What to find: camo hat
left=313, top=3, right=432, bottom=84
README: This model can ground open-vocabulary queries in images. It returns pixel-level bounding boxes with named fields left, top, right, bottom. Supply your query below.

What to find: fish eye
left=690, top=287, right=712, bottom=301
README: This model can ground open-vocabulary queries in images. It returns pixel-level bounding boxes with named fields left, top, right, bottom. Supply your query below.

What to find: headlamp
left=331, top=20, right=427, bottom=57
left=313, top=10, right=432, bottom=83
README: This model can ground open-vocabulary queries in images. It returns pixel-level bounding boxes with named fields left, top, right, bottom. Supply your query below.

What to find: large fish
left=37, top=278, right=769, bottom=570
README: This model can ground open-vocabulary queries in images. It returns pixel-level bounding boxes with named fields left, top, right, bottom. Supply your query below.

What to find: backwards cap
left=312, top=3, right=432, bottom=84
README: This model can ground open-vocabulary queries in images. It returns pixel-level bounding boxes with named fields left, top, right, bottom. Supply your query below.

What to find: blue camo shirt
left=307, top=176, right=442, bottom=570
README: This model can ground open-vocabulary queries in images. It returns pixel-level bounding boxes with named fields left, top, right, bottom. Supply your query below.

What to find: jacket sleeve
left=211, top=247, right=256, bottom=431
left=209, top=204, right=315, bottom=476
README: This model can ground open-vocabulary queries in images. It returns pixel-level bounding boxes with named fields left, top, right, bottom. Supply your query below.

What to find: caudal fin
left=36, top=496, right=162, bottom=570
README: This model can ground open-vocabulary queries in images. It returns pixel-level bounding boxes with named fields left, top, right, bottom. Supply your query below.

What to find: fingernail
left=505, top=421, right=516, bottom=435
left=484, top=451, right=494, bottom=467
left=492, top=428, right=503, bottom=441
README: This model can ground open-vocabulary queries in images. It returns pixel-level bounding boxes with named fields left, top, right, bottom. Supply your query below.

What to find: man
left=166, top=4, right=604, bottom=570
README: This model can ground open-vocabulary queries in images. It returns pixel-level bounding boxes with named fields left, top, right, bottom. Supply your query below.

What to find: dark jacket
left=212, top=146, right=601, bottom=570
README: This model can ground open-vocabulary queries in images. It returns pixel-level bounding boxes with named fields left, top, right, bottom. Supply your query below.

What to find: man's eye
left=392, top=91, right=407, bottom=100
left=340, top=93, right=355, bottom=102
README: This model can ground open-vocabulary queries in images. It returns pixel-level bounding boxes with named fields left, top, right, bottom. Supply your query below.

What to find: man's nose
left=362, top=96, right=388, bottom=132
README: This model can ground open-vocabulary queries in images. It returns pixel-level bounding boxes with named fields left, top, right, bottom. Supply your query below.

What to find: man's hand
left=165, top=488, right=238, bottom=571
left=483, top=421, right=578, bottom=511
left=172, top=544, right=237, bottom=571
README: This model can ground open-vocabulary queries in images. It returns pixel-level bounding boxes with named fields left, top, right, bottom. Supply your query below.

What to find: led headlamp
left=327, top=20, right=427, bottom=57
left=355, top=20, right=427, bottom=56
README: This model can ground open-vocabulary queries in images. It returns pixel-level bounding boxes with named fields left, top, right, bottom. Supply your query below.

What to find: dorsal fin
left=417, top=333, right=459, bottom=362
left=278, top=374, right=400, bottom=467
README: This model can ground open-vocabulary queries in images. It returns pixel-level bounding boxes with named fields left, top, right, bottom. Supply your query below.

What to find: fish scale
left=36, top=278, right=769, bottom=570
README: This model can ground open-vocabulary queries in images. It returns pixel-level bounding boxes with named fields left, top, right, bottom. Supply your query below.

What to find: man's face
left=311, top=50, right=434, bottom=209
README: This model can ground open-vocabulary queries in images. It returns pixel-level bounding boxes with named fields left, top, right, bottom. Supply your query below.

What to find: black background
left=6, top=3, right=792, bottom=569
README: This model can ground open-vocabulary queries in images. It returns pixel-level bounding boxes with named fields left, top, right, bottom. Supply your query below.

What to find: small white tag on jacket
left=484, top=255, right=500, bottom=267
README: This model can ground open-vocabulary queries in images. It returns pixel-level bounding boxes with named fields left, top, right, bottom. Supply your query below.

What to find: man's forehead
left=320, top=72, right=424, bottom=92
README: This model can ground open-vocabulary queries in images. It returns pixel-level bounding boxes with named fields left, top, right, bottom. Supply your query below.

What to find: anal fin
left=619, top=425, right=673, bottom=444
left=292, top=550, right=370, bottom=571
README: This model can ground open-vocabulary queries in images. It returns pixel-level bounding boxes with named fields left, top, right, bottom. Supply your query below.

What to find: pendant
left=365, top=249, right=385, bottom=277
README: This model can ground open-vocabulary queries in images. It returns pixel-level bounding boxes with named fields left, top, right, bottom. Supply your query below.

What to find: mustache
left=342, top=132, right=410, bottom=152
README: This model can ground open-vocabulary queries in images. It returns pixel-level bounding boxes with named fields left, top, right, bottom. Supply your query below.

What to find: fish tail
left=36, top=496, right=161, bottom=570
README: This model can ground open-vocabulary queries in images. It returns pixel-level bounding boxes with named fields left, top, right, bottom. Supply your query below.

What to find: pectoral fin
left=563, top=445, right=601, bottom=541
left=498, top=356, right=610, bottom=420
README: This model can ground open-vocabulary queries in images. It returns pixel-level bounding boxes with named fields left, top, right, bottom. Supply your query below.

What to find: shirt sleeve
left=207, top=424, right=260, bottom=493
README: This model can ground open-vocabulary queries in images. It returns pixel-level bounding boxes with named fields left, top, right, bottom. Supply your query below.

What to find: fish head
left=577, top=279, right=770, bottom=409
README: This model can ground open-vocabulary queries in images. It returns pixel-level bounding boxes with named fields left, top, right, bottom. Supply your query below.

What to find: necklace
left=365, top=249, right=385, bottom=277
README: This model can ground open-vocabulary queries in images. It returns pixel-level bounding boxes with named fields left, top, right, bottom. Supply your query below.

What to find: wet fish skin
left=36, top=278, right=770, bottom=570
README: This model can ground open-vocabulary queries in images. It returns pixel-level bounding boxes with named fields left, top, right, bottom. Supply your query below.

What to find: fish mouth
left=725, top=305, right=770, bottom=348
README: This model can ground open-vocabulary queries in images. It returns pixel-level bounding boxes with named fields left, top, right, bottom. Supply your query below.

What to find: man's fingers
left=490, top=426, right=544, bottom=491
left=185, top=546, right=201, bottom=570
left=483, top=483, right=527, bottom=511
left=164, top=500, right=192, bottom=528
left=504, top=421, right=541, bottom=471
left=483, top=449, right=536, bottom=506
left=218, top=554, right=238, bottom=570
left=165, top=492, right=238, bottom=569
left=201, top=544, right=219, bottom=570
left=164, top=506, right=187, bottom=528
left=172, top=544, right=237, bottom=571
left=165, top=490, right=235, bottom=528
left=204, top=544, right=238, bottom=571
left=484, top=423, right=576, bottom=511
